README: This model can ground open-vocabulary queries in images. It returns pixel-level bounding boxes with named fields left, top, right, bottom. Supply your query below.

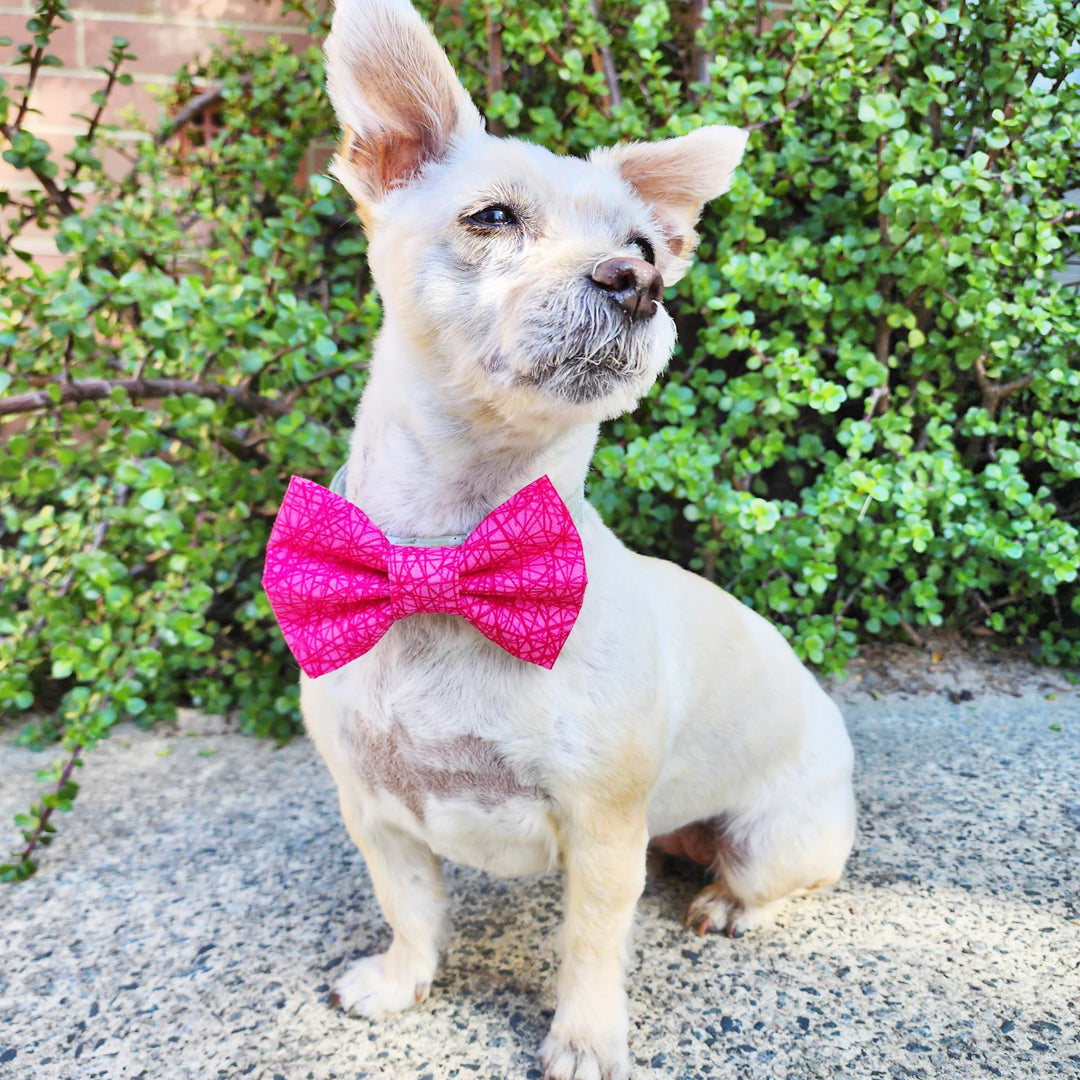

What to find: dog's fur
left=302, top=2, right=856, bottom=1076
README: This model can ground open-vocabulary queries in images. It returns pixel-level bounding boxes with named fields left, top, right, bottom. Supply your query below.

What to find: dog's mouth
left=496, top=282, right=676, bottom=410
left=522, top=315, right=659, bottom=404
left=526, top=345, right=638, bottom=404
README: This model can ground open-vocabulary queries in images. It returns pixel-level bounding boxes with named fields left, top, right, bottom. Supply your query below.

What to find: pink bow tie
left=262, top=475, right=587, bottom=676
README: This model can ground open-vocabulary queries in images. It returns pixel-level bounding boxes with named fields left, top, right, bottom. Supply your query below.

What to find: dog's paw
left=685, top=881, right=737, bottom=936
left=540, top=1029, right=630, bottom=1080
left=685, top=883, right=783, bottom=937
left=332, top=954, right=430, bottom=1018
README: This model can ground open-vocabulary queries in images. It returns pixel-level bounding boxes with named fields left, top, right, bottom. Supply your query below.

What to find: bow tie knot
left=262, top=474, right=588, bottom=676
left=388, top=545, right=463, bottom=619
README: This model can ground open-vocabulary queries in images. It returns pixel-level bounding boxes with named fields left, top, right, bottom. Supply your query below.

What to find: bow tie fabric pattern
left=262, top=475, right=588, bottom=677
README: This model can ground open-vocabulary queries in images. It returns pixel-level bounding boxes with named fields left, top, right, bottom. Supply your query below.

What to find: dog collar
left=328, top=463, right=585, bottom=548
left=329, top=463, right=468, bottom=547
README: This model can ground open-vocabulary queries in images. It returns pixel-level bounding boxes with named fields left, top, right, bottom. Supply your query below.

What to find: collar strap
left=328, top=463, right=583, bottom=548
left=328, top=462, right=349, bottom=498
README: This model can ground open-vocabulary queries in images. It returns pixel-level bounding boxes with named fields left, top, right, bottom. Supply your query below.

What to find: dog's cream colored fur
left=303, top=2, right=856, bottom=1077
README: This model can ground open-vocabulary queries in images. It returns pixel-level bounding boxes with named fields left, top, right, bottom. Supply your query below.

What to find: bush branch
left=746, top=90, right=813, bottom=130
left=485, top=7, right=505, bottom=136
left=2, top=744, right=83, bottom=881
left=282, top=364, right=352, bottom=407
left=120, top=77, right=252, bottom=189
left=70, top=54, right=123, bottom=181
left=974, top=353, right=1033, bottom=418
left=691, top=0, right=712, bottom=95
left=154, top=81, right=243, bottom=147
left=587, top=0, right=622, bottom=109
left=0, top=376, right=293, bottom=418
left=0, top=121, right=80, bottom=219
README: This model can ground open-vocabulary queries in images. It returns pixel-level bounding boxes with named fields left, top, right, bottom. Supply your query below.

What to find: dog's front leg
left=334, top=793, right=448, bottom=1017
left=542, top=800, right=649, bottom=1080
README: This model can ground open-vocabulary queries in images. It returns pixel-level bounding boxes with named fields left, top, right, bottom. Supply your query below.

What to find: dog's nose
left=589, top=257, right=664, bottom=321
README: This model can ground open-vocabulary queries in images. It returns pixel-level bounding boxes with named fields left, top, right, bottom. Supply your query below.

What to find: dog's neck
left=346, top=325, right=598, bottom=539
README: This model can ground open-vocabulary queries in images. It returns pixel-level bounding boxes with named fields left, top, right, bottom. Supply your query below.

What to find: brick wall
left=0, top=0, right=317, bottom=268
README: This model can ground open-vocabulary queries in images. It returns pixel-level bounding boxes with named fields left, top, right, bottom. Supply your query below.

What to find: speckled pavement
left=1, top=681, right=1077, bottom=1080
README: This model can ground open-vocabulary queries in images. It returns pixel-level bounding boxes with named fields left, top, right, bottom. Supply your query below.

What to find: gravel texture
left=1, top=674, right=1078, bottom=1080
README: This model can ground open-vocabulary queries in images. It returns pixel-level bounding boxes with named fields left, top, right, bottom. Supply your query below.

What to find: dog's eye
left=631, top=237, right=656, bottom=264
left=469, top=205, right=517, bottom=227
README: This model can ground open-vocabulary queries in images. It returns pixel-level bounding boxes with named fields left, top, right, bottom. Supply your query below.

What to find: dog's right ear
left=324, top=0, right=484, bottom=223
left=592, top=126, right=748, bottom=284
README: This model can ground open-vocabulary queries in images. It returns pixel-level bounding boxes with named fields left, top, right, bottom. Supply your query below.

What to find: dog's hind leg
left=684, top=774, right=855, bottom=938
left=333, top=793, right=449, bottom=1017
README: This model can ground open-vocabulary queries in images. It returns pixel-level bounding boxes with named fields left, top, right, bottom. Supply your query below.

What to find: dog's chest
left=337, top=646, right=560, bottom=875
left=344, top=717, right=540, bottom=818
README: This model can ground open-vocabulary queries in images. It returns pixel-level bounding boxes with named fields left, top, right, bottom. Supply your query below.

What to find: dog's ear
left=594, top=126, right=748, bottom=282
left=324, top=0, right=484, bottom=222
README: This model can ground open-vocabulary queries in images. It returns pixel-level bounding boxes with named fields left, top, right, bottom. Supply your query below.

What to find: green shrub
left=1, top=0, right=1077, bottom=878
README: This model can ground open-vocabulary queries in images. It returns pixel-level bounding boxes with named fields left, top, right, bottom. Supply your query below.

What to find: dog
left=294, top=2, right=856, bottom=1077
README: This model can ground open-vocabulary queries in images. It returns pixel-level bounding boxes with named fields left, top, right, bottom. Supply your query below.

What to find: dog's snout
left=589, top=257, right=664, bottom=321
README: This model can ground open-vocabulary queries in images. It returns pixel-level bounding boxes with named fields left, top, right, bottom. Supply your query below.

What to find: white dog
left=295, top=2, right=856, bottom=1076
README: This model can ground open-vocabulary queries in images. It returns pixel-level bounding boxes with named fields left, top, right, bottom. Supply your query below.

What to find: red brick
left=307, top=141, right=334, bottom=177
left=0, top=124, right=78, bottom=190
left=0, top=11, right=80, bottom=68
left=158, top=0, right=306, bottom=26
left=29, top=73, right=171, bottom=132
left=79, top=0, right=159, bottom=14
left=101, top=140, right=147, bottom=179
left=0, top=128, right=131, bottom=199
left=6, top=251, right=68, bottom=276
left=0, top=156, right=42, bottom=192
left=0, top=204, right=58, bottom=243
left=0, top=214, right=60, bottom=249
left=6, top=125, right=146, bottom=181
left=81, top=17, right=202, bottom=75
left=82, top=17, right=311, bottom=76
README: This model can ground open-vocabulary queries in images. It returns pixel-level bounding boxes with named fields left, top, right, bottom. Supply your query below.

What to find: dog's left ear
left=593, top=126, right=748, bottom=282
left=324, top=0, right=484, bottom=224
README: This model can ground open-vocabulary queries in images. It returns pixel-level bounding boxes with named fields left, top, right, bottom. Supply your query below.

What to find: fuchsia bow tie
left=262, top=475, right=587, bottom=676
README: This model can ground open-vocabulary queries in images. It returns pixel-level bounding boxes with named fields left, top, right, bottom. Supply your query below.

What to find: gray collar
left=328, top=462, right=349, bottom=499
left=328, top=463, right=585, bottom=548
left=329, top=464, right=468, bottom=547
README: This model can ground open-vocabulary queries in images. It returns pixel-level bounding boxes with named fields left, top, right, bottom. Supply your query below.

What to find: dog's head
left=325, top=0, right=747, bottom=429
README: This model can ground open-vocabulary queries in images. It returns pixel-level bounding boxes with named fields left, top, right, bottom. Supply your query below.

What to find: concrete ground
left=1, top=655, right=1078, bottom=1080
